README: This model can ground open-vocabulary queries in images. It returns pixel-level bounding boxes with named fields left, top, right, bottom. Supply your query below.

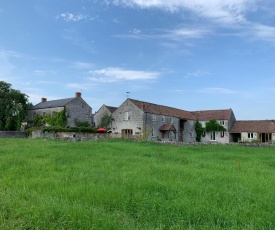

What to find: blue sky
left=1, top=0, right=275, bottom=120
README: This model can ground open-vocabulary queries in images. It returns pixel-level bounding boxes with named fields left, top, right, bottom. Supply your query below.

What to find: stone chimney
left=75, top=92, right=81, bottom=98
left=41, top=98, right=47, bottom=102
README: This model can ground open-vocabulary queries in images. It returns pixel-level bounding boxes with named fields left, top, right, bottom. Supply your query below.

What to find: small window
left=202, top=131, right=206, bottom=137
left=162, top=116, right=165, bottom=122
left=169, top=117, right=173, bottom=123
left=220, top=120, right=225, bottom=126
left=152, top=115, right=156, bottom=122
left=151, top=128, right=156, bottom=137
left=200, top=121, right=206, bottom=128
left=189, top=121, right=194, bottom=126
left=124, top=112, right=130, bottom=121
left=221, top=131, right=225, bottom=137
left=248, top=133, right=254, bottom=139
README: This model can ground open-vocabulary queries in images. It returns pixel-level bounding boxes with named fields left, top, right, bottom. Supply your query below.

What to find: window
left=124, top=112, right=130, bottom=121
left=248, top=133, right=254, bottom=139
left=169, top=117, right=173, bottom=123
left=151, top=128, right=156, bottom=137
left=210, top=132, right=216, bottom=141
left=220, top=120, right=225, bottom=126
left=200, top=121, right=206, bottom=128
left=202, top=131, right=206, bottom=137
left=152, top=115, right=156, bottom=122
left=162, top=116, right=165, bottom=122
left=221, top=131, right=225, bottom=137
left=189, top=121, right=194, bottom=126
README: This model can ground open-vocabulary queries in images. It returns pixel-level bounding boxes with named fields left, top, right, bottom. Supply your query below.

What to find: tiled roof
left=191, top=109, right=233, bottom=121
left=159, top=124, right=176, bottom=131
left=129, top=99, right=195, bottom=120
left=230, top=120, right=275, bottom=133
left=30, top=98, right=74, bottom=110
left=106, top=105, right=118, bottom=113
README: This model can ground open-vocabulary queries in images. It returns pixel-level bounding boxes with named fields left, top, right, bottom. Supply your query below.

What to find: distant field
left=0, top=138, right=274, bottom=229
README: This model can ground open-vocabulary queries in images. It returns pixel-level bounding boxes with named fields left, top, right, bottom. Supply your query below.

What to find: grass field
left=0, top=138, right=275, bottom=229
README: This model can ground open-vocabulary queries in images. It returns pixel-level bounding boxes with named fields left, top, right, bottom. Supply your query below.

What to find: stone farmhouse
left=111, top=98, right=196, bottom=142
left=230, top=120, right=275, bottom=143
left=96, top=98, right=275, bottom=144
left=93, top=104, right=118, bottom=128
left=191, top=109, right=236, bottom=144
left=28, top=92, right=92, bottom=127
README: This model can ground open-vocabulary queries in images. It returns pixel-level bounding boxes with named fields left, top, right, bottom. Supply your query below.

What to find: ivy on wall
left=195, top=119, right=226, bottom=142
left=32, top=109, right=67, bottom=127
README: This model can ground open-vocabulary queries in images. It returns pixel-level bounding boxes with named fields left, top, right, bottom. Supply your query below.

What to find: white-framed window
left=152, top=115, right=156, bottom=122
left=151, top=128, right=156, bottom=137
left=221, top=131, right=225, bottom=138
left=210, top=132, right=216, bottom=141
left=162, top=116, right=165, bottom=122
left=248, top=133, right=254, bottom=139
left=189, top=121, right=194, bottom=126
left=169, top=117, right=173, bottom=123
left=200, top=121, right=206, bottom=128
left=124, top=112, right=130, bottom=121
left=220, top=120, right=225, bottom=126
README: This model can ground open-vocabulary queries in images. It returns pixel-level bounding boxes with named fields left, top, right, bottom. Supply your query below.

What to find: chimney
left=141, top=103, right=145, bottom=110
left=41, top=98, right=47, bottom=103
left=75, top=92, right=81, bottom=98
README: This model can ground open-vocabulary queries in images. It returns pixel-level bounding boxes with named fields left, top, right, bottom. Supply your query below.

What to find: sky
left=1, top=0, right=275, bottom=120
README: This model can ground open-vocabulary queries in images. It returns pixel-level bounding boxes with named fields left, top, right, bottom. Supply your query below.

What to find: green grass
left=0, top=138, right=275, bottom=229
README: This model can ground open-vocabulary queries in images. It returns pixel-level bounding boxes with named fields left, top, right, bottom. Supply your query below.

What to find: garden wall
left=30, top=130, right=122, bottom=141
left=0, top=131, right=27, bottom=138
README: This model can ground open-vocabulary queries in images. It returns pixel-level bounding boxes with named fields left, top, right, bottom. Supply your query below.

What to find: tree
left=205, top=119, right=226, bottom=132
left=0, top=81, right=29, bottom=131
left=97, top=112, right=113, bottom=129
left=195, top=121, right=205, bottom=142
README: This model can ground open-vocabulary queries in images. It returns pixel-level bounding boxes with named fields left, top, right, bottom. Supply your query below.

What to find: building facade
left=28, top=92, right=92, bottom=127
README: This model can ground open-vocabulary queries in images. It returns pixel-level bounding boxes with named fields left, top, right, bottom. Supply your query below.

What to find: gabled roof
left=159, top=124, right=176, bottom=131
left=30, top=98, right=74, bottom=110
left=129, top=99, right=195, bottom=120
left=191, top=109, right=233, bottom=121
left=105, top=105, right=118, bottom=113
left=230, top=120, right=275, bottom=133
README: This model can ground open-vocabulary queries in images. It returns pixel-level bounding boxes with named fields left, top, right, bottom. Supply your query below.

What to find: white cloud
left=66, top=83, right=96, bottom=89
left=200, top=87, right=236, bottom=94
left=74, top=61, right=94, bottom=69
left=88, top=67, right=160, bottom=83
left=185, top=71, right=210, bottom=79
left=56, top=13, right=89, bottom=22
left=112, top=0, right=256, bottom=24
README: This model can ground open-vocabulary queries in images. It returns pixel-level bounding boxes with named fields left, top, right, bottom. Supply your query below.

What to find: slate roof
left=191, top=109, right=233, bottom=121
left=129, top=99, right=195, bottom=120
left=105, top=105, right=118, bottom=113
left=30, top=98, right=74, bottom=110
left=230, top=120, right=275, bottom=133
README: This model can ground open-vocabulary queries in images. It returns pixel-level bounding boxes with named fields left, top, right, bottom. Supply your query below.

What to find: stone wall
left=0, top=131, right=27, bottom=138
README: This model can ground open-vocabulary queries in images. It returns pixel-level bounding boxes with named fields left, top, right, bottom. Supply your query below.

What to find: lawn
left=0, top=138, right=274, bottom=229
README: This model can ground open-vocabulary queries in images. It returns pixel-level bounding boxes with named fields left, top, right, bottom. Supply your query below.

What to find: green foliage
left=50, top=109, right=67, bottom=127
left=97, top=112, right=113, bottom=128
left=26, top=126, right=96, bottom=136
left=32, top=109, right=67, bottom=128
left=0, top=81, right=29, bottom=131
left=74, top=118, right=90, bottom=127
left=137, top=126, right=151, bottom=141
left=205, top=119, right=226, bottom=132
left=1, top=139, right=275, bottom=229
left=195, top=121, right=205, bottom=142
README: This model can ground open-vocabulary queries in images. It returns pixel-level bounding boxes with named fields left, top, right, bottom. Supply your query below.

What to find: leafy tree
left=195, top=121, right=205, bottom=142
left=0, top=81, right=29, bottom=131
left=50, top=109, right=67, bottom=127
left=74, top=118, right=90, bottom=127
left=205, top=119, right=226, bottom=132
left=97, top=112, right=113, bottom=129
